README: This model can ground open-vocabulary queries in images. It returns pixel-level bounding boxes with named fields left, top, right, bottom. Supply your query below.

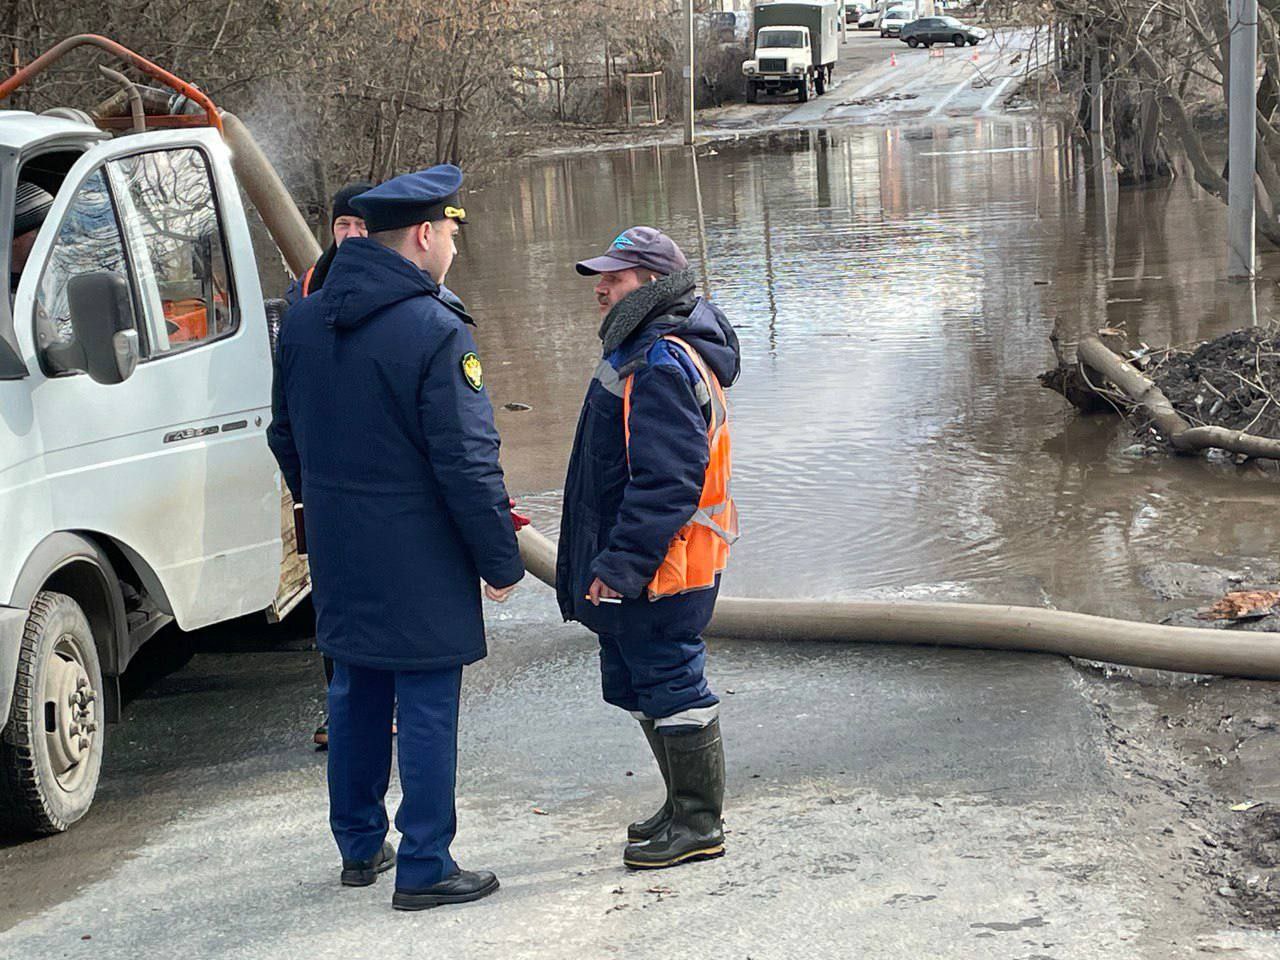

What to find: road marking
left=978, top=75, right=1015, bottom=114
left=926, top=70, right=977, bottom=118
left=918, top=145, right=1040, bottom=157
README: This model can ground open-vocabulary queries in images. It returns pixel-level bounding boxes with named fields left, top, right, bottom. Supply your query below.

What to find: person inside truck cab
left=10, top=182, right=54, bottom=295
left=285, top=180, right=372, bottom=305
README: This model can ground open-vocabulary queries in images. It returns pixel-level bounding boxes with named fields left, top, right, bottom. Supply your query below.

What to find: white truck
left=0, top=36, right=314, bottom=835
left=743, top=1, right=842, bottom=103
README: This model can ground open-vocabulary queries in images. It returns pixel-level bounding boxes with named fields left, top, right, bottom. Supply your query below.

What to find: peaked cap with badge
left=351, top=164, right=468, bottom=232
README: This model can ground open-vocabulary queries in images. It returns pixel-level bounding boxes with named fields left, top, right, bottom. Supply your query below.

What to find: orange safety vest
left=300, top=264, right=317, bottom=298
left=623, top=335, right=738, bottom=600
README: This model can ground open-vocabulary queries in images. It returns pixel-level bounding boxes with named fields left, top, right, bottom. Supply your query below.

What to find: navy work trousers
left=595, top=582, right=720, bottom=722
left=327, top=660, right=462, bottom=890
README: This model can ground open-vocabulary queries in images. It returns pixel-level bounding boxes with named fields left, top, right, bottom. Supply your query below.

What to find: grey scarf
left=598, top=269, right=697, bottom=356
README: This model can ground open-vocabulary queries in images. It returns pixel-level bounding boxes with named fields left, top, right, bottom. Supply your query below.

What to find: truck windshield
left=759, top=30, right=806, bottom=48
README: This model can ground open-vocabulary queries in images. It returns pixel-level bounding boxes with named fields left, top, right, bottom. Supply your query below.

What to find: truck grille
left=759, top=58, right=788, bottom=73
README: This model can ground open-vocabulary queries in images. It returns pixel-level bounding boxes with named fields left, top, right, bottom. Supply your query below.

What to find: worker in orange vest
left=557, top=227, right=740, bottom=870
left=285, top=180, right=372, bottom=306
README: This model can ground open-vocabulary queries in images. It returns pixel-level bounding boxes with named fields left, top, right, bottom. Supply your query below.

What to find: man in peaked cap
left=268, top=164, right=524, bottom=911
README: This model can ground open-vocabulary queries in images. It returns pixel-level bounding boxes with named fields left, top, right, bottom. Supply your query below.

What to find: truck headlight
left=792, top=64, right=803, bottom=75
left=744, top=64, right=756, bottom=75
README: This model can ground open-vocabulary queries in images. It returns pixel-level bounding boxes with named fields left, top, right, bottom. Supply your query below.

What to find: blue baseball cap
left=575, top=226, right=688, bottom=276
left=350, top=165, right=467, bottom=232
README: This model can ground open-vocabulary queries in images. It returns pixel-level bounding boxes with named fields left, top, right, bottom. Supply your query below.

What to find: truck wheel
left=0, top=592, right=104, bottom=835
left=815, top=71, right=826, bottom=96
left=953, top=34, right=966, bottom=47
left=797, top=77, right=810, bottom=103
left=747, top=82, right=758, bottom=104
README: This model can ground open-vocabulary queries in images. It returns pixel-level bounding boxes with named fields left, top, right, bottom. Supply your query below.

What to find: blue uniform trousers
left=327, top=660, right=462, bottom=890
left=595, top=582, right=720, bottom=723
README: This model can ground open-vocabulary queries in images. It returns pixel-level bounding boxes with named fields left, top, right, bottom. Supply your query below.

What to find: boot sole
left=392, top=876, right=500, bottom=910
left=340, top=853, right=396, bottom=887
left=624, top=844, right=725, bottom=870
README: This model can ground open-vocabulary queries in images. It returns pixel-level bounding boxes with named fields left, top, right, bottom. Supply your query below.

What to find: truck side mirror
left=49, top=272, right=140, bottom=384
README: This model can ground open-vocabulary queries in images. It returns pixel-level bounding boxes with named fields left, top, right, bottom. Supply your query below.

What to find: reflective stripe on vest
left=300, top=264, right=316, bottom=299
left=623, top=335, right=738, bottom=600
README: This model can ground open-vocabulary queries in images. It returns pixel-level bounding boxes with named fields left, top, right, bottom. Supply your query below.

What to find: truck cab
left=0, top=109, right=287, bottom=834
left=743, top=26, right=814, bottom=102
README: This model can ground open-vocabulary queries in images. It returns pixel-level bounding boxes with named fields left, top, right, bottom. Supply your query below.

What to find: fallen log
left=515, top=527, right=1280, bottom=680
left=1076, top=336, right=1280, bottom=460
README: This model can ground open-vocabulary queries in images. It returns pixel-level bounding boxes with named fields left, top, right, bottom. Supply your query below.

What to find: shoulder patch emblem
left=461, top=351, right=484, bottom=391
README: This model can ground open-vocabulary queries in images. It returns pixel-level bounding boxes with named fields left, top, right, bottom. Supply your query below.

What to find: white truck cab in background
left=0, top=111, right=294, bottom=834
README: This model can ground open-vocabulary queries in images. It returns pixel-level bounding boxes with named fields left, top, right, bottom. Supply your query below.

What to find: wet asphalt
left=2, top=584, right=1278, bottom=957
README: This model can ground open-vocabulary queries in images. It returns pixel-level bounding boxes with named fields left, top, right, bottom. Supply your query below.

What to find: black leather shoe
left=392, top=869, right=500, bottom=910
left=340, top=840, right=395, bottom=887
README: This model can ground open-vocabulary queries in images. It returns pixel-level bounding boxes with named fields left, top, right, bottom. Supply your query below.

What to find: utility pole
left=1228, top=0, right=1258, bottom=279
left=684, top=0, right=696, bottom=145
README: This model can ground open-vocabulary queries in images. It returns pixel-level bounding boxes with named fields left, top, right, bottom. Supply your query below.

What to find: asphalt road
left=701, top=28, right=1044, bottom=136
left=2, top=583, right=1277, bottom=957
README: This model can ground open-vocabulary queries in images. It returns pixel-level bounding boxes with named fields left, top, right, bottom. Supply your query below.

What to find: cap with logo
left=575, top=226, right=688, bottom=277
left=350, top=164, right=468, bottom=233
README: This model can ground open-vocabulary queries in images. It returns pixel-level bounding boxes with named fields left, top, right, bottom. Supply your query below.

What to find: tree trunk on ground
left=1075, top=336, right=1280, bottom=460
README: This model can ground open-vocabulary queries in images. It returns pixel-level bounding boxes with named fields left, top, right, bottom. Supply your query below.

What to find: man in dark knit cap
left=285, top=180, right=372, bottom=305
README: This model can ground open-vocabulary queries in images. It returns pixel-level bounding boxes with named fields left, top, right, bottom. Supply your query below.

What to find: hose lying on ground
left=517, top=527, right=1280, bottom=681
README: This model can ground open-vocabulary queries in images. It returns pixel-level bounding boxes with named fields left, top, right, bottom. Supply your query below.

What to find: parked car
left=857, top=8, right=882, bottom=29
left=845, top=3, right=867, bottom=23
left=879, top=7, right=913, bottom=37
left=899, top=16, right=986, bottom=47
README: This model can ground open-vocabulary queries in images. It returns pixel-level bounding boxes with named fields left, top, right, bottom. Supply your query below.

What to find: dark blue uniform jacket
left=268, top=238, right=524, bottom=671
left=556, top=279, right=740, bottom=634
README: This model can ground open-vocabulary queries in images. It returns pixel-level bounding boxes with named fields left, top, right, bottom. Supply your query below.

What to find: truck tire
left=747, top=82, right=758, bottom=104
left=815, top=71, right=826, bottom=96
left=0, top=592, right=104, bottom=835
left=797, top=76, right=809, bottom=103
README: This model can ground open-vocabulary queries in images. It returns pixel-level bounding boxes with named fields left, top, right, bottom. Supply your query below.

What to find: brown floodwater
left=450, top=120, right=1280, bottom=617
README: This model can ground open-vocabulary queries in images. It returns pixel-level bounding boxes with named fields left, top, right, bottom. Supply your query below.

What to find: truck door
left=15, top=128, right=281, bottom=629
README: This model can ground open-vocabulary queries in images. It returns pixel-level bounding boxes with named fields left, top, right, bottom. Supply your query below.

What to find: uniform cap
left=575, top=226, right=688, bottom=277
left=350, top=165, right=466, bottom=232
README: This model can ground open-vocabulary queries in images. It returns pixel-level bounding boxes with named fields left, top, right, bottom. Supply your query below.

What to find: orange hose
left=0, top=34, right=222, bottom=133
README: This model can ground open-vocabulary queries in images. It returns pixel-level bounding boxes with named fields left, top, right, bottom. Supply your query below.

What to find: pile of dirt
left=1138, top=328, right=1280, bottom=448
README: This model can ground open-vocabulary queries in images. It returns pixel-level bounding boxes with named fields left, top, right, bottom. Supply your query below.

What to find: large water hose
left=218, top=112, right=1280, bottom=684
left=517, top=527, right=1280, bottom=680
left=221, top=112, right=323, bottom=277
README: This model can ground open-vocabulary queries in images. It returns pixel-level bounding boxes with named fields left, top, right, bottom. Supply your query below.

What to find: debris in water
left=1231, top=801, right=1265, bottom=812
left=504, top=401, right=533, bottom=411
left=1196, top=590, right=1280, bottom=622
left=532, top=806, right=548, bottom=815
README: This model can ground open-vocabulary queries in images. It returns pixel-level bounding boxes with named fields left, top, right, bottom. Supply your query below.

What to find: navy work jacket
left=556, top=281, right=740, bottom=634
left=268, top=238, right=523, bottom=671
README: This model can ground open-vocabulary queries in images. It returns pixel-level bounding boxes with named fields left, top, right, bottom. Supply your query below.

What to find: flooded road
left=457, top=119, right=1280, bottom=621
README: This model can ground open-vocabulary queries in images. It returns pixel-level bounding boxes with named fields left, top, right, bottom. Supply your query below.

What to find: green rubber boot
left=623, top=719, right=725, bottom=870
left=628, top=719, right=673, bottom=843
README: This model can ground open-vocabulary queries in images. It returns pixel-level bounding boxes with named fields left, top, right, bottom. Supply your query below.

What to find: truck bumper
left=0, top=605, right=27, bottom=734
